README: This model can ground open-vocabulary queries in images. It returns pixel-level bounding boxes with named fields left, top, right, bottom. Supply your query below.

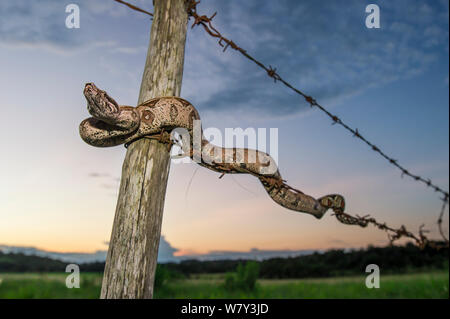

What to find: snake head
left=84, top=83, right=120, bottom=122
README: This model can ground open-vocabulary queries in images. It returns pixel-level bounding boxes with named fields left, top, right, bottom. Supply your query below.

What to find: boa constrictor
left=79, top=83, right=365, bottom=225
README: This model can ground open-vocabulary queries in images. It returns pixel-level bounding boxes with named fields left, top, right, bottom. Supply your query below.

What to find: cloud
left=0, top=0, right=147, bottom=53
left=0, top=238, right=319, bottom=263
left=0, top=244, right=107, bottom=264
left=175, top=248, right=316, bottom=262
left=182, top=0, right=449, bottom=116
left=1, top=0, right=447, bottom=117
left=0, top=1, right=76, bottom=51
left=0, top=235, right=179, bottom=264
left=157, top=236, right=179, bottom=263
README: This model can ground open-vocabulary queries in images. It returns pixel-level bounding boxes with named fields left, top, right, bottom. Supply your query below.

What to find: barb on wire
left=114, top=0, right=153, bottom=17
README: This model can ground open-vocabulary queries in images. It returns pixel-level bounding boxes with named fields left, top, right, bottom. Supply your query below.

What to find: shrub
left=224, top=261, right=259, bottom=291
left=154, top=264, right=185, bottom=290
left=154, top=265, right=170, bottom=290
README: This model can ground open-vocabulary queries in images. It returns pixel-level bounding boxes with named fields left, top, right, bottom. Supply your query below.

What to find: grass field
left=0, top=271, right=448, bottom=299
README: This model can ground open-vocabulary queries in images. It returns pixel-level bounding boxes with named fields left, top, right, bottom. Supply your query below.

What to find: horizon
left=0, top=239, right=382, bottom=265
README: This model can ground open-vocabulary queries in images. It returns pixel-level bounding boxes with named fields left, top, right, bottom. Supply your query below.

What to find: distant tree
left=224, top=261, right=260, bottom=291
left=153, top=264, right=185, bottom=290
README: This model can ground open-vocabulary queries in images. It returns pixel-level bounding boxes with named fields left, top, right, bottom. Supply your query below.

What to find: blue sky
left=0, top=0, right=448, bottom=255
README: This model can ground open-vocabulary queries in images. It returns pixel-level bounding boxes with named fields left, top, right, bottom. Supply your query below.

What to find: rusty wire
left=112, top=0, right=449, bottom=250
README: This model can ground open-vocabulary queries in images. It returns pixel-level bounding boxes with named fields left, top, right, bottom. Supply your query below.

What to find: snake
left=79, top=83, right=367, bottom=226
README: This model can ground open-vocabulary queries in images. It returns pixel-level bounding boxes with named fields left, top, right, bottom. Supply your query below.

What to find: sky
left=0, top=0, right=448, bottom=258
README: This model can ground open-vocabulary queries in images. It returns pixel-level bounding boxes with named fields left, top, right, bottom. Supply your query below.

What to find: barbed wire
left=112, top=0, right=449, bottom=249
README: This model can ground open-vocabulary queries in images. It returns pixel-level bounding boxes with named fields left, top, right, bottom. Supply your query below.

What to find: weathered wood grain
left=100, top=0, right=188, bottom=299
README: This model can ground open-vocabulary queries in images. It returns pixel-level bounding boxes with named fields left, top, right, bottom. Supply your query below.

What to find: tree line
left=0, top=243, right=447, bottom=278
left=163, top=243, right=449, bottom=278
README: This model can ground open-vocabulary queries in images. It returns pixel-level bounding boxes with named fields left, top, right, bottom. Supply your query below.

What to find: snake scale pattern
left=80, top=83, right=366, bottom=225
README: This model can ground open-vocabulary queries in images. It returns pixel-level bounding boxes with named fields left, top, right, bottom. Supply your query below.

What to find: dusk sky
left=0, top=0, right=448, bottom=257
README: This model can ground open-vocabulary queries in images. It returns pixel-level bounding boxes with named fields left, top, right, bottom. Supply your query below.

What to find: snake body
left=80, top=83, right=363, bottom=223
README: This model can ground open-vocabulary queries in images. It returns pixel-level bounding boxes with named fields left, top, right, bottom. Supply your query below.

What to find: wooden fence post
left=100, top=0, right=189, bottom=299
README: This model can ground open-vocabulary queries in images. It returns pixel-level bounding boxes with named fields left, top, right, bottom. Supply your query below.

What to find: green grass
left=0, top=273, right=102, bottom=299
left=155, top=271, right=449, bottom=299
left=0, top=271, right=448, bottom=299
